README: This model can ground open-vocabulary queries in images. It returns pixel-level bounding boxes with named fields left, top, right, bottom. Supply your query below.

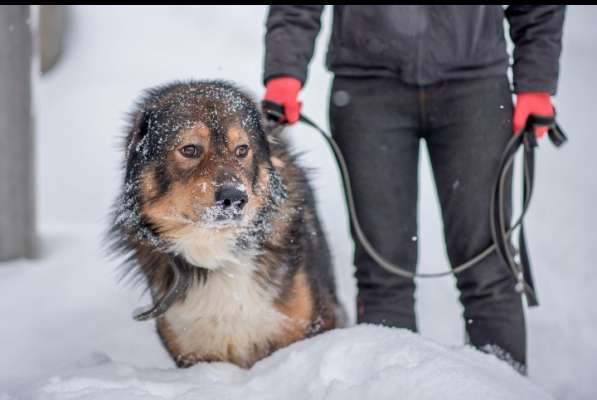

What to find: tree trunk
left=0, top=5, right=37, bottom=261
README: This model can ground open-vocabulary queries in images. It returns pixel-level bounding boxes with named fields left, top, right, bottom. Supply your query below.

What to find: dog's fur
left=108, top=80, right=344, bottom=368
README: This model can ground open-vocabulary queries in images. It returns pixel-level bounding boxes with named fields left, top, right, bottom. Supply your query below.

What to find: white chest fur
left=164, top=262, right=287, bottom=366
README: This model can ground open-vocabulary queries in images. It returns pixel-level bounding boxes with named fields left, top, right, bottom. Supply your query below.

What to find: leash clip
left=262, top=100, right=286, bottom=123
left=523, top=113, right=568, bottom=149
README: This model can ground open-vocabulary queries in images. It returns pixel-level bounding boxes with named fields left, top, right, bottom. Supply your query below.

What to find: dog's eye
left=180, top=145, right=203, bottom=159
left=235, top=144, right=249, bottom=158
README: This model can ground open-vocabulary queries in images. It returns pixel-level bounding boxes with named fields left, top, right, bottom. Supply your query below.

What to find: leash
left=133, top=256, right=190, bottom=321
left=262, top=100, right=567, bottom=306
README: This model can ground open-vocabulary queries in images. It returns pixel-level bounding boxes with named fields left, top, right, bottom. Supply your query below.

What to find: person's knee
left=355, top=258, right=416, bottom=294
left=457, top=269, right=523, bottom=313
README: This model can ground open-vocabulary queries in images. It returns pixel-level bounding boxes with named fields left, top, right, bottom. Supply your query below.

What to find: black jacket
left=264, top=5, right=565, bottom=94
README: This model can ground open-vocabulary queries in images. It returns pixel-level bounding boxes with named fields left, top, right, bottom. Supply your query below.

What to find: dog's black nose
left=215, top=184, right=248, bottom=211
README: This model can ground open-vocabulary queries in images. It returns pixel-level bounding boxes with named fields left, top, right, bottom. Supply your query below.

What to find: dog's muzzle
left=214, top=184, right=248, bottom=220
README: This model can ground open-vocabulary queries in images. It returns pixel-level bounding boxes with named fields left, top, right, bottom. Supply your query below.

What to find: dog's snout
left=215, top=185, right=248, bottom=210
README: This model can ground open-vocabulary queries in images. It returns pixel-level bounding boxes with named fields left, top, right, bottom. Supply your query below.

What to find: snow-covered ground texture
left=20, top=326, right=550, bottom=400
left=1, top=5, right=596, bottom=399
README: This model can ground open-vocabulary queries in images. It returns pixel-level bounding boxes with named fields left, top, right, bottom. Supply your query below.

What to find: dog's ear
left=124, top=109, right=149, bottom=181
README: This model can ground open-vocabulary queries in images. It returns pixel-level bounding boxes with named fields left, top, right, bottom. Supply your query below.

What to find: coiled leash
left=262, top=100, right=567, bottom=306
left=133, top=256, right=190, bottom=321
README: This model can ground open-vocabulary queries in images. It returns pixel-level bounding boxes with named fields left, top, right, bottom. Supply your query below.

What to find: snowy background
left=1, top=5, right=596, bottom=399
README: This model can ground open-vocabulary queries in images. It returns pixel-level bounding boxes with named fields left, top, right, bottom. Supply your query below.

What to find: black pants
left=329, top=75, right=526, bottom=368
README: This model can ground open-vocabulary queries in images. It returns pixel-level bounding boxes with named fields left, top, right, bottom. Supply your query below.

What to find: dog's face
left=116, top=82, right=286, bottom=269
left=141, top=121, right=266, bottom=229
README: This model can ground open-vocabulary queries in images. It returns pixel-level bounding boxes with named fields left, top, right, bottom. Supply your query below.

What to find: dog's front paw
left=175, top=353, right=198, bottom=368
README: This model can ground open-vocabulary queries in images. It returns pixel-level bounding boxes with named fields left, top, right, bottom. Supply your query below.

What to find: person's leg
left=329, top=76, right=421, bottom=330
left=424, top=76, right=526, bottom=370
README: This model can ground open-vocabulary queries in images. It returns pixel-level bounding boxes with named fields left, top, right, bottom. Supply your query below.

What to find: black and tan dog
left=108, top=80, right=344, bottom=368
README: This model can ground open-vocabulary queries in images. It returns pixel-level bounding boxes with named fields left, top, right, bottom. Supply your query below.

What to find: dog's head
left=114, top=81, right=286, bottom=269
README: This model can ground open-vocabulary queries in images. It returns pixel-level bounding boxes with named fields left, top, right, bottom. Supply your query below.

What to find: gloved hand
left=513, top=92, right=554, bottom=138
left=264, top=76, right=302, bottom=124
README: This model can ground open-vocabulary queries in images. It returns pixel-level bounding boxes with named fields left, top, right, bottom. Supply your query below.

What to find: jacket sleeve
left=263, top=5, right=325, bottom=85
left=505, top=5, right=566, bottom=94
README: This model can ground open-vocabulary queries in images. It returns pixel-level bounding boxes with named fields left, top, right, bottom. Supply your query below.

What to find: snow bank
left=24, top=326, right=550, bottom=400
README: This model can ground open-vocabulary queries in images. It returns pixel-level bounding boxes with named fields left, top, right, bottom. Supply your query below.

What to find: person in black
left=262, top=5, right=566, bottom=372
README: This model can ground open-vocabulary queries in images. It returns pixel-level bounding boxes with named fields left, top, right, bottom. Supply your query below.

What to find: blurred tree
left=0, top=5, right=37, bottom=260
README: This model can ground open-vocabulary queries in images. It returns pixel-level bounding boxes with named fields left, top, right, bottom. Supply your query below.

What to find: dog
left=108, top=80, right=345, bottom=368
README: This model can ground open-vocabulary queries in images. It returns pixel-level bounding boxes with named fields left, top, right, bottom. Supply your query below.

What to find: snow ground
left=19, top=326, right=551, bottom=400
left=0, top=5, right=596, bottom=399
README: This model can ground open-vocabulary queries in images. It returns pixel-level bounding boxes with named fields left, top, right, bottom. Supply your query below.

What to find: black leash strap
left=491, top=115, right=567, bottom=306
left=132, top=255, right=190, bottom=321
left=262, top=100, right=567, bottom=307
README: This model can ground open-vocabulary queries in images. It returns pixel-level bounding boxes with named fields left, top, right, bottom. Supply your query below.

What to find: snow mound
left=25, top=325, right=551, bottom=400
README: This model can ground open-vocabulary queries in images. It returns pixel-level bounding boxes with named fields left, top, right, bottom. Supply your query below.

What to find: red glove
left=513, top=92, right=554, bottom=138
left=264, top=76, right=302, bottom=124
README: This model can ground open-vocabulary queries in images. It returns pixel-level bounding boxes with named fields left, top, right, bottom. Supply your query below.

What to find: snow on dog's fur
left=108, top=80, right=345, bottom=368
